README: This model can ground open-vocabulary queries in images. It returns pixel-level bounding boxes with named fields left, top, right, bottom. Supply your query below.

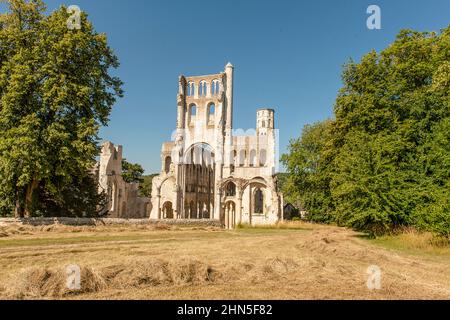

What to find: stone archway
left=241, top=177, right=268, bottom=225
left=182, top=143, right=215, bottom=219
left=162, top=201, right=174, bottom=219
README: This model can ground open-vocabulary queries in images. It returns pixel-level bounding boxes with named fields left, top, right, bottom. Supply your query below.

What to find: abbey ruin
left=95, top=64, right=283, bottom=227
left=150, top=63, right=283, bottom=228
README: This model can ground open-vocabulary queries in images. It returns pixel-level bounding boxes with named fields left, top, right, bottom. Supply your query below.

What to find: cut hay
left=5, top=266, right=106, bottom=299
left=4, top=259, right=223, bottom=299
left=108, top=259, right=221, bottom=288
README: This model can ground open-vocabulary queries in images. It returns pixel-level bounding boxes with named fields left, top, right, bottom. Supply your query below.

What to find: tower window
left=199, top=81, right=207, bottom=96
left=164, top=156, right=172, bottom=174
left=211, top=80, right=220, bottom=95
left=250, top=149, right=256, bottom=167
left=259, top=149, right=267, bottom=167
left=187, top=82, right=195, bottom=96
left=208, top=103, right=215, bottom=115
left=208, top=103, right=215, bottom=124
left=189, top=105, right=197, bottom=125
left=190, top=104, right=197, bottom=116
left=239, top=150, right=246, bottom=167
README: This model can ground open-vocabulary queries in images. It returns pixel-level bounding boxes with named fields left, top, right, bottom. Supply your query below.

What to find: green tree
left=139, top=174, right=158, bottom=197
left=121, top=159, right=144, bottom=184
left=281, top=120, right=335, bottom=222
left=34, top=174, right=109, bottom=217
left=0, top=0, right=123, bottom=217
left=332, top=27, right=450, bottom=235
left=283, top=26, right=450, bottom=236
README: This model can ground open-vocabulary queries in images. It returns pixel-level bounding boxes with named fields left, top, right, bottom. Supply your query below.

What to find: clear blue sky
left=2, top=0, right=450, bottom=173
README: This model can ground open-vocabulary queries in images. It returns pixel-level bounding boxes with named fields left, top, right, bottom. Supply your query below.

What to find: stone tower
left=151, top=63, right=283, bottom=228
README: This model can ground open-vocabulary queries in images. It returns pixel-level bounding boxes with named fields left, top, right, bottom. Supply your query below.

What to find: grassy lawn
left=0, top=222, right=448, bottom=300
left=368, top=232, right=450, bottom=261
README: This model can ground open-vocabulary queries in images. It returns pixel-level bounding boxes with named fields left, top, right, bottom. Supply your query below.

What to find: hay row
left=1, top=257, right=299, bottom=299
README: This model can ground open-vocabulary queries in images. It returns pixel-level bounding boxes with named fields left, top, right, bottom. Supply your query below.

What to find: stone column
left=225, top=63, right=234, bottom=130
left=237, top=196, right=242, bottom=226
left=156, top=193, right=161, bottom=220
left=248, top=184, right=252, bottom=225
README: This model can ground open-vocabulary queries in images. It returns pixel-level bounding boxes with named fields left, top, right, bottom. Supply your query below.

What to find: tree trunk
left=14, top=198, right=24, bottom=218
left=24, top=179, right=39, bottom=218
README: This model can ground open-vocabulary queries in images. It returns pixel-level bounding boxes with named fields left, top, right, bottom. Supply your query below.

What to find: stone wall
left=0, top=217, right=222, bottom=227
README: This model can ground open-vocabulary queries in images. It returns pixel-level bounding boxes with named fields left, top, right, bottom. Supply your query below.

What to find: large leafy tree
left=283, top=26, right=450, bottom=236
left=0, top=0, right=123, bottom=217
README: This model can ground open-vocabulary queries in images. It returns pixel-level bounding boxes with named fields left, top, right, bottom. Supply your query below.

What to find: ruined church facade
left=150, top=63, right=283, bottom=228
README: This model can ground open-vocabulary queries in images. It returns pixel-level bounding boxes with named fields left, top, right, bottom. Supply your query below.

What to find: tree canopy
left=0, top=0, right=123, bottom=217
left=282, top=26, right=450, bottom=236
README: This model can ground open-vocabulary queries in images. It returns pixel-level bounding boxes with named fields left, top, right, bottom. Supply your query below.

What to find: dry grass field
left=0, top=222, right=448, bottom=300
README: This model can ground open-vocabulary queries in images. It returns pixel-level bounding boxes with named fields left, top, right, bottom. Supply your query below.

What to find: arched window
left=164, top=156, right=172, bottom=174
left=208, top=103, right=215, bottom=115
left=207, top=103, right=215, bottom=124
left=211, top=80, right=220, bottom=95
left=225, top=182, right=236, bottom=197
left=199, top=81, right=207, bottom=96
left=190, top=104, right=197, bottom=117
left=189, top=104, right=197, bottom=126
left=163, top=202, right=174, bottom=219
left=249, top=149, right=256, bottom=167
left=187, top=82, right=195, bottom=96
left=230, top=150, right=237, bottom=166
left=259, top=149, right=267, bottom=167
left=254, top=188, right=264, bottom=214
left=239, top=150, right=246, bottom=167
left=262, top=120, right=266, bottom=128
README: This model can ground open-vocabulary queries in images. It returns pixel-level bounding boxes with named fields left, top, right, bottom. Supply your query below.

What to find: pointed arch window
left=225, top=182, right=236, bottom=197
left=254, top=188, right=264, bottom=214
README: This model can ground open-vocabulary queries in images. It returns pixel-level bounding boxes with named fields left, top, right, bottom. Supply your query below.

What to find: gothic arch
left=182, top=143, right=215, bottom=220
left=164, top=156, right=172, bottom=174
left=224, top=181, right=236, bottom=197
left=162, top=201, right=174, bottom=219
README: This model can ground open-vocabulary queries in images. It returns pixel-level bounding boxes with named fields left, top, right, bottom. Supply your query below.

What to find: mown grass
left=0, top=224, right=309, bottom=248
left=0, top=222, right=449, bottom=300
left=236, top=221, right=315, bottom=231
